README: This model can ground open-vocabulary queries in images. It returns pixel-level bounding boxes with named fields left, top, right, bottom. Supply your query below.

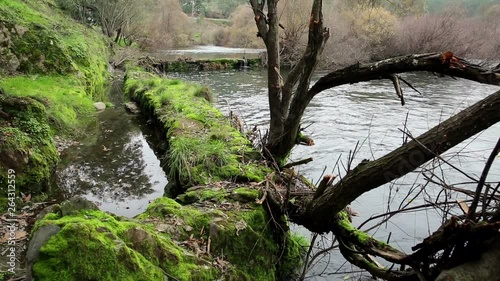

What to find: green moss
left=176, top=188, right=229, bottom=204
left=0, top=95, right=59, bottom=194
left=0, top=76, right=95, bottom=135
left=138, top=197, right=280, bottom=281
left=153, top=58, right=261, bottom=73
left=124, top=68, right=270, bottom=192
left=280, top=234, right=308, bottom=278
left=212, top=208, right=279, bottom=280
left=33, top=208, right=219, bottom=281
left=0, top=0, right=109, bottom=98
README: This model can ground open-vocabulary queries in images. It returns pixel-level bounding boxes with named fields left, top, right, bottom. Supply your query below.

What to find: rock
left=124, top=102, right=140, bottom=114
left=60, top=197, right=98, bottom=216
left=35, top=204, right=61, bottom=221
left=26, top=224, right=61, bottom=281
left=93, top=101, right=106, bottom=111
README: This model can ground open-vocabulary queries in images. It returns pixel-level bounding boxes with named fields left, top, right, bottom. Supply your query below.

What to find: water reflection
left=170, top=69, right=500, bottom=280
left=56, top=78, right=168, bottom=217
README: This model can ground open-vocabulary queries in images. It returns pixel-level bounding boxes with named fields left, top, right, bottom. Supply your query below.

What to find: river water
left=169, top=68, right=500, bottom=280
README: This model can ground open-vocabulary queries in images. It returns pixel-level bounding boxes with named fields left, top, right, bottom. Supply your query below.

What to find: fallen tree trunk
left=309, top=52, right=500, bottom=98
left=291, top=88, right=500, bottom=233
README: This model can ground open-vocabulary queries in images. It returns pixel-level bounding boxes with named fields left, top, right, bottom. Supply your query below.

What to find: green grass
left=0, top=75, right=95, bottom=136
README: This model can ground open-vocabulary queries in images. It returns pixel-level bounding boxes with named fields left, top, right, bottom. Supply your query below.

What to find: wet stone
left=26, top=225, right=61, bottom=281
left=60, top=197, right=99, bottom=217
left=124, top=102, right=140, bottom=114
left=93, top=102, right=106, bottom=111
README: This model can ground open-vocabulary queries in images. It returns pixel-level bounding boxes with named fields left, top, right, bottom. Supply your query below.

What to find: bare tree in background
left=56, top=0, right=150, bottom=44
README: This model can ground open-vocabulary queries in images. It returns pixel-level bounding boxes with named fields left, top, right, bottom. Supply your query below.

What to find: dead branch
left=468, top=137, right=500, bottom=220
left=282, top=157, right=313, bottom=169
left=292, top=89, right=500, bottom=233
left=309, top=52, right=500, bottom=99
left=390, top=74, right=405, bottom=106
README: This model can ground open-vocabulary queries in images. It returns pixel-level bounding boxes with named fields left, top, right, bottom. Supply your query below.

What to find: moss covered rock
left=0, top=94, right=58, bottom=195
left=31, top=198, right=219, bottom=281
left=30, top=192, right=306, bottom=281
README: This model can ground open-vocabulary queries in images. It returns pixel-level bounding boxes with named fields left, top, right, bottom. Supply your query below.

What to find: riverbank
left=1, top=1, right=306, bottom=279
left=0, top=0, right=109, bottom=205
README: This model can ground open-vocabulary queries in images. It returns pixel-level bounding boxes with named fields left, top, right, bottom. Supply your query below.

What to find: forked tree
left=249, top=0, right=500, bottom=279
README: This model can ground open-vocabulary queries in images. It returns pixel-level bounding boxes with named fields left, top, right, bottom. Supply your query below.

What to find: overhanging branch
left=308, top=53, right=500, bottom=99
left=292, top=89, right=500, bottom=233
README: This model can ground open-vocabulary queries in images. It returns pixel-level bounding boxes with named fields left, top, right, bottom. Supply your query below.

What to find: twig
left=301, top=233, right=318, bottom=280
left=468, top=137, right=500, bottom=220
left=390, top=74, right=405, bottom=106
left=398, top=76, right=424, bottom=95
left=399, top=129, right=479, bottom=183
left=283, top=157, right=313, bottom=168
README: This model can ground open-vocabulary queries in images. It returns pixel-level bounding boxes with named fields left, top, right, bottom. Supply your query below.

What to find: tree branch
left=309, top=53, right=500, bottom=99
left=292, top=89, right=500, bottom=233
left=249, top=0, right=268, bottom=42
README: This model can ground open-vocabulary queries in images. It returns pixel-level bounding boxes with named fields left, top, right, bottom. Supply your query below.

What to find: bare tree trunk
left=265, top=1, right=286, bottom=158
left=250, top=0, right=329, bottom=163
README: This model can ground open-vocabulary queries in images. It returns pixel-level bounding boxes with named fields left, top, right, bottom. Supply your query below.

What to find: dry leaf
left=457, top=199, right=469, bottom=214
left=23, top=193, right=32, bottom=202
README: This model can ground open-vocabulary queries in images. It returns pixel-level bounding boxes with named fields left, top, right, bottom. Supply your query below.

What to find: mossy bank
left=0, top=0, right=109, bottom=208
left=124, top=66, right=269, bottom=194
left=147, top=57, right=262, bottom=73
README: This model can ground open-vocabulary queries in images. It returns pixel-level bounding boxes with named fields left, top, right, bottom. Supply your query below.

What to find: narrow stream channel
left=55, top=74, right=168, bottom=217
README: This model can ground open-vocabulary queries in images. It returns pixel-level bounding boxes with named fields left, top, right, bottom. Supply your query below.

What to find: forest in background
left=56, top=0, right=500, bottom=67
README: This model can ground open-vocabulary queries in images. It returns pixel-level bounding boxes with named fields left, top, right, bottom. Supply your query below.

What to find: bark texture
left=250, top=0, right=329, bottom=162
